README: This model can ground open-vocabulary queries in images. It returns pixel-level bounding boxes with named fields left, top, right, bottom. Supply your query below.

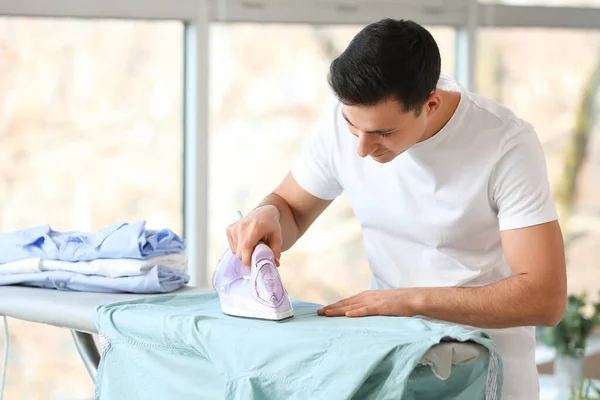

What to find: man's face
left=341, top=96, right=433, bottom=163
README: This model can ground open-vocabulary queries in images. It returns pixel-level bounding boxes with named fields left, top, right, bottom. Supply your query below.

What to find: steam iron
left=213, top=239, right=294, bottom=322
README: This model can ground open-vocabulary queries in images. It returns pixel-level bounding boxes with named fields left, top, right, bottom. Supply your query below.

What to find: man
left=226, top=18, right=567, bottom=399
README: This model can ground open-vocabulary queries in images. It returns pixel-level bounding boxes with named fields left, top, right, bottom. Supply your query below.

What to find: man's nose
left=357, top=133, right=376, bottom=158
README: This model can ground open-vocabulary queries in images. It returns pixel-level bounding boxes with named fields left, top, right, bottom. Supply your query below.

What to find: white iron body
left=212, top=213, right=294, bottom=321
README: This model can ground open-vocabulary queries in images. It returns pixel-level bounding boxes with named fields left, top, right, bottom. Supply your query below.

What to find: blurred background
left=0, top=0, right=599, bottom=398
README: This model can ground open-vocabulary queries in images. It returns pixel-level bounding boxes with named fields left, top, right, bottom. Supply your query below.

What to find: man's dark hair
left=327, top=19, right=441, bottom=114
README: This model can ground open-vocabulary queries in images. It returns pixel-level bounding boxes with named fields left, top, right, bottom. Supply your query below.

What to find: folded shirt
left=0, top=265, right=189, bottom=293
left=93, top=292, right=503, bottom=400
left=0, top=221, right=185, bottom=264
left=0, top=252, right=188, bottom=278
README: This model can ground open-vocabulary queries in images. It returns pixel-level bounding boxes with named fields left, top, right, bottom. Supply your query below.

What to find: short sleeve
left=491, top=125, right=558, bottom=231
left=290, top=99, right=344, bottom=201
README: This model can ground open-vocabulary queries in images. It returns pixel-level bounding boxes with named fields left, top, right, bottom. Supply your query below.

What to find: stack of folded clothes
left=0, top=221, right=189, bottom=293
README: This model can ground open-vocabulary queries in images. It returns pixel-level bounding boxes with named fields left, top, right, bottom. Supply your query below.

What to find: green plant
left=544, top=292, right=600, bottom=357
left=570, top=378, right=600, bottom=399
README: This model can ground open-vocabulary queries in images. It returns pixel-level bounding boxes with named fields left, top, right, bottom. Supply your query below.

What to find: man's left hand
left=317, top=289, right=417, bottom=318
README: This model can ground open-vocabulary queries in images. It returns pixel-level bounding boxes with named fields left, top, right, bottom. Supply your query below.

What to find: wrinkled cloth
left=93, top=292, right=502, bottom=400
left=0, top=265, right=188, bottom=293
left=0, top=252, right=187, bottom=278
left=0, top=221, right=185, bottom=263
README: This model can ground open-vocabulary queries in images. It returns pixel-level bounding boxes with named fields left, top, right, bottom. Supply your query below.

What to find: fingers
left=323, top=292, right=362, bottom=309
left=240, top=225, right=264, bottom=267
left=317, top=297, right=361, bottom=316
left=318, top=303, right=370, bottom=317
left=225, top=211, right=282, bottom=268
left=225, top=224, right=238, bottom=255
left=318, top=304, right=354, bottom=317
left=225, top=220, right=251, bottom=265
left=226, top=222, right=246, bottom=263
left=269, top=231, right=283, bottom=267
left=345, top=306, right=376, bottom=318
left=317, top=291, right=375, bottom=317
left=318, top=303, right=378, bottom=317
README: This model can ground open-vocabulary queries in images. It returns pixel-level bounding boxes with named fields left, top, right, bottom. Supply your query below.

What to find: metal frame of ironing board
left=71, top=330, right=101, bottom=382
left=0, top=285, right=206, bottom=384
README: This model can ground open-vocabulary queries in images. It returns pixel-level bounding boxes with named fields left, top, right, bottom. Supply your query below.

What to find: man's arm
left=411, top=130, right=568, bottom=328
left=256, top=172, right=333, bottom=252
left=229, top=172, right=332, bottom=267
left=319, top=220, right=567, bottom=329
left=410, top=220, right=567, bottom=328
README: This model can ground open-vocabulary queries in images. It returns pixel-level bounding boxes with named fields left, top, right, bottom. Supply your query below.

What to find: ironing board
left=0, top=285, right=490, bottom=390
left=0, top=284, right=206, bottom=381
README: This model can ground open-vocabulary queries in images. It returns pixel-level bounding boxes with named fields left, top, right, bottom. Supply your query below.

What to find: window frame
left=1, top=0, right=599, bottom=287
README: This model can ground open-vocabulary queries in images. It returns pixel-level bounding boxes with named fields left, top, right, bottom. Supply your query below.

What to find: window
left=207, top=23, right=456, bottom=305
left=476, top=28, right=600, bottom=301
left=0, top=17, right=184, bottom=398
left=480, top=0, right=600, bottom=7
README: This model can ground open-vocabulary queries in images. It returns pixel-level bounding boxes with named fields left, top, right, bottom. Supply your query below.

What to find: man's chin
left=371, top=151, right=396, bottom=163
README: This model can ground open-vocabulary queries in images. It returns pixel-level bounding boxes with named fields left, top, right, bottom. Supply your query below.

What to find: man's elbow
left=537, top=292, right=567, bottom=327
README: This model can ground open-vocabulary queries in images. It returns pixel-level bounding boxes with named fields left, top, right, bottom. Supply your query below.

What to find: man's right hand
left=226, top=172, right=335, bottom=269
left=225, top=205, right=283, bottom=268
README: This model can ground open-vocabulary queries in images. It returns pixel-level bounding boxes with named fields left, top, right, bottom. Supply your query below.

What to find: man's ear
left=425, top=91, right=442, bottom=116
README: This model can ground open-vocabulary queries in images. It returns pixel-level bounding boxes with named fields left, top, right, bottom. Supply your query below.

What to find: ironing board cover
left=93, top=291, right=502, bottom=400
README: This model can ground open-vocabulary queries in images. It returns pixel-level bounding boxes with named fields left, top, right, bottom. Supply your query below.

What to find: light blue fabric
left=94, top=292, right=502, bottom=400
left=0, top=221, right=185, bottom=263
left=0, top=265, right=188, bottom=293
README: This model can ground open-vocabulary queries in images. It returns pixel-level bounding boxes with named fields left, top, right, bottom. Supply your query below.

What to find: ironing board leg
left=71, top=330, right=100, bottom=383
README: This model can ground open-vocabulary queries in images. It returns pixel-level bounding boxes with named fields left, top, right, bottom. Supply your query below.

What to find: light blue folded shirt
left=0, top=265, right=188, bottom=293
left=94, top=292, right=503, bottom=400
left=0, top=221, right=185, bottom=263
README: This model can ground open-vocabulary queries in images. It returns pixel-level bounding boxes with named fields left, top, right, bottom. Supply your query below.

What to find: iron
left=212, top=213, right=294, bottom=322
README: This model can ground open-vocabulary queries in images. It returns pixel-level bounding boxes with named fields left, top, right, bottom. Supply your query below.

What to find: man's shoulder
left=465, top=91, right=529, bottom=129
left=460, top=93, right=546, bottom=179
left=439, top=74, right=531, bottom=133
left=457, top=89, right=539, bottom=156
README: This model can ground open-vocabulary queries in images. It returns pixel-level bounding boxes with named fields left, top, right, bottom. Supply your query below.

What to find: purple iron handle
left=251, top=241, right=286, bottom=308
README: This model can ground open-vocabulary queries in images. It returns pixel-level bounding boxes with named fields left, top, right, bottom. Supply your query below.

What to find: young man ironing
left=226, top=19, right=567, bottom=399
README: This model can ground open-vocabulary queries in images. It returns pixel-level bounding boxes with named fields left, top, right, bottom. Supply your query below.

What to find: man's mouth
left=371, top=150, right=389, bottom=157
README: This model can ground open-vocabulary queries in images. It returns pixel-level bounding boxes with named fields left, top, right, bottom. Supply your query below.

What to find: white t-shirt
left=291, top=75, right=557, bottom=399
